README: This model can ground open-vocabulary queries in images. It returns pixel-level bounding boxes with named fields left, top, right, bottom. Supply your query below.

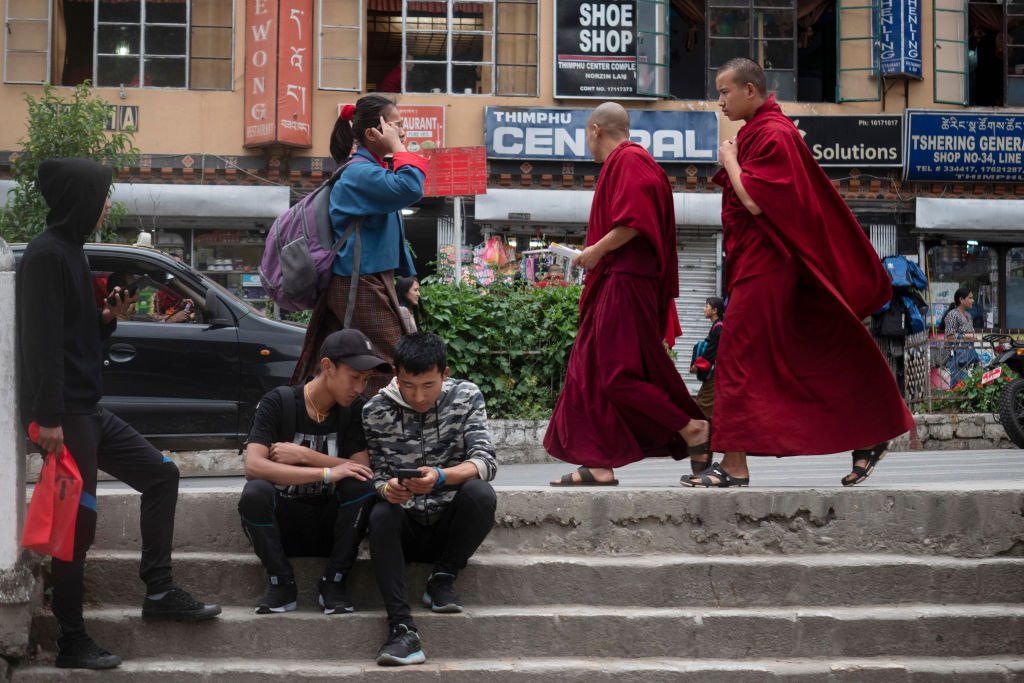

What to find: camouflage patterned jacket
left=363, top=377, right=498, bottom=525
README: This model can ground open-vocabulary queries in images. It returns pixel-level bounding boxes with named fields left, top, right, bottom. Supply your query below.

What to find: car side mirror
left=204, top=291, right=236, bottom=327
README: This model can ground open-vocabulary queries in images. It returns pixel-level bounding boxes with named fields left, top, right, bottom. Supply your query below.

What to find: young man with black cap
left=239, top=328, right=390, bottom=615
left=17, top=158, right=221, bottom=671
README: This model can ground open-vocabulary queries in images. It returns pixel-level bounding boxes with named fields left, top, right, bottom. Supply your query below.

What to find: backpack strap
left=276, top=385, right=300, bottom=443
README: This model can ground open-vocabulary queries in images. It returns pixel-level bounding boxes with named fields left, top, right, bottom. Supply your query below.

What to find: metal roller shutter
left=671, top=230, right=722, bottom=392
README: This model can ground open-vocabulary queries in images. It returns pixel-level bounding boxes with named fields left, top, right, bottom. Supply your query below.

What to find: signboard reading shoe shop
left=485, top=107, right=718, bottom=163
left=555, top=0, right=639, bottom=98
left=789, top=115, right=903, bottom=167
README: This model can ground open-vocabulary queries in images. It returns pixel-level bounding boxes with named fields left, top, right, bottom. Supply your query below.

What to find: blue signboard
left=484, top=107, right=718, bottom=163
left=905, top=110, right=1024, bottom=182
left=876, top=0, right=922, bottom=79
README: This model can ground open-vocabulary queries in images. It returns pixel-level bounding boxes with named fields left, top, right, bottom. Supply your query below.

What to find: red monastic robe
left=544, top=142, right=705, bottom=468
left=712, top=97, right=914, bottom=455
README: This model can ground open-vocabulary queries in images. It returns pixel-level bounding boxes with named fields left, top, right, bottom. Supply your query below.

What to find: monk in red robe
left=546, top=103, right=710, bottom=486
left=684, top=58, right=914, bottom=488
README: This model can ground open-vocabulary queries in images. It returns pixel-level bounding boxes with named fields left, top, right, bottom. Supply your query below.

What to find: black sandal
left=841, top=441, right=890, bottom=487
left=681, top=462, right=750, bottom=488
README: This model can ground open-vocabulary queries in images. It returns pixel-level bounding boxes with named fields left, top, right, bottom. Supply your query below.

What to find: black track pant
left=238, top=478, right=375, bottom=579
left=48, top=408, right=180, bottom=637
left=369, top=479, right=497, bottom=627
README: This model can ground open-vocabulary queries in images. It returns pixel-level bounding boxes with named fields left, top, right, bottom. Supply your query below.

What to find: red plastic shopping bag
left=21, top=422, right=83, bottom=561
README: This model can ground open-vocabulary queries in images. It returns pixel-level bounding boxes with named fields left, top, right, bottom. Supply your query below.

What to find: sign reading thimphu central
left=555, top=0, right=639, bottom=98
left=244, top=0, right=314, bottom=148
left=485, top=107, right=718, bottom=163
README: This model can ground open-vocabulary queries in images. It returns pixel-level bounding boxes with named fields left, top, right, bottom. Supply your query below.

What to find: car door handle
left=108, top=343, right=137, bottom=363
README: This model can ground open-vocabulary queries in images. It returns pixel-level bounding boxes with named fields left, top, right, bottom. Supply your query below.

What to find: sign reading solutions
left=244, top=0, right=313, bottom=148
left=555, top=0, right=638, bottom=98
left=789, top=115, right=902, bottom=167
left=905, top=110, right=1024, bottom=182
left=876, top=0, right=922, bottom=78
left=485, top=107, right=718, bottom=163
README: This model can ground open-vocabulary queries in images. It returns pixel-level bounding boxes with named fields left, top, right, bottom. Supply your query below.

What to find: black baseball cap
left=319, top=329, right=391, bottom=372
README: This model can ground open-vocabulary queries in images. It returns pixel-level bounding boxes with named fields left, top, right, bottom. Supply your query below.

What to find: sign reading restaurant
left=905, top=110, right=1024, bottom=182
left=790, top=115, right=902, bottom=167
left=555, top=0, right=639, bottom=98
left=484, top=107, right=718, bottom=163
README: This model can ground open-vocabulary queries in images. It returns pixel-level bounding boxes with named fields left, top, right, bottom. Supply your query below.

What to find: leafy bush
left=420, top=283, right=581, bottom=419
left=1, top=82, right=138, bottom=243
left=933, top=364, right=1019, bottom=413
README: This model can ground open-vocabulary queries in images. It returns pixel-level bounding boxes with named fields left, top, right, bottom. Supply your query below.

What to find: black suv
left=13, top=243, right=305, bottom=450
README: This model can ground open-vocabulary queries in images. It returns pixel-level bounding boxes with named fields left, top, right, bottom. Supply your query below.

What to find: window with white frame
left=319, top=0, right=363, bottom=90
left=366, top=0, right=537, bottom=96
left=4, top=0, right=233, bottom=90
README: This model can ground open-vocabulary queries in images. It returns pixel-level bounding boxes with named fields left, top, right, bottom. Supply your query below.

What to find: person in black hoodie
left=17, top=158, right=221, bottom=671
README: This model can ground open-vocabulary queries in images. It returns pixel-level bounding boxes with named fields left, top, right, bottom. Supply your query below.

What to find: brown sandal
left=549, top=466, right=619, bottom=487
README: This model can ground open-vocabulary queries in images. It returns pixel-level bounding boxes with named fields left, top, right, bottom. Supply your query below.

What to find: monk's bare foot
left=679, top=419, right=710, bottom=449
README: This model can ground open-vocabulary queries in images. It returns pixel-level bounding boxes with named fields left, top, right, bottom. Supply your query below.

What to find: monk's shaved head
left=718, top=58, right=767, bottom=97
left=588, top=102, right=630, bottom=139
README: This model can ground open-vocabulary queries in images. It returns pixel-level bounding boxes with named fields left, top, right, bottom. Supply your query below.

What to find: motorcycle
left=981, top=333, right=1024, bottom=448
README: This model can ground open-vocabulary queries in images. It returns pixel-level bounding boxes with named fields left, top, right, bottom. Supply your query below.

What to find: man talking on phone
left=363, top=332, right=498, bottom=667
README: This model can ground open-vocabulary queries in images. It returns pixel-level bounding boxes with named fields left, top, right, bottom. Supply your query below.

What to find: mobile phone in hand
left=395, top=468, right=425, bottom=479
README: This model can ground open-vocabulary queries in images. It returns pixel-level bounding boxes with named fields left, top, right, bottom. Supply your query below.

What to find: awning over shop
left=474, top=189, right=723, bottom=227
left=0, top=180, right=290, bottom=229
left=916, top=198, right=1024, bottom=238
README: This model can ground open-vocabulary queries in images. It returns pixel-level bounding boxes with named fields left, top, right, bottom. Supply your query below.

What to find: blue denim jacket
left=330, top=147, right=426, bottom=277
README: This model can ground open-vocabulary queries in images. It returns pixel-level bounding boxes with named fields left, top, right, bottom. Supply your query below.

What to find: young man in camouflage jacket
left=363, top=332, right=498, bottom=667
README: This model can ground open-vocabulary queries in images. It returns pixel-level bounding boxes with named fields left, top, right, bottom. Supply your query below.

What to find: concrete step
left=93, top=487, right=1024, bottom=557
left=82, top=551, right=1024, bottom=609
left=13, top=656, right=1024, bottom=682
left=31, top=605, right=1024, bottom=661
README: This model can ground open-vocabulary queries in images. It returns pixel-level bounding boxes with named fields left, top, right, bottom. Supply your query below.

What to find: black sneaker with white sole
left=376, top=623, right=426, bottom=666
left=318, top=572, right=354, bottom=615
left=422, top=571, right=463, bottom=613
left=55, top=633, right=122, bottom=670
left=255, top=575, right=298, bottom=614
left=142, top=586, right=222, bottom=621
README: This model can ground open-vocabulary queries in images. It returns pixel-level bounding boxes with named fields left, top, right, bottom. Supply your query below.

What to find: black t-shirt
left=247, top=384, right=367, bottom=498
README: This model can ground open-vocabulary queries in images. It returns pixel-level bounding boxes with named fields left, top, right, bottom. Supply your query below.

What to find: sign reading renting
left=905, top=110, right=1024, bottom=182
left=875, top=0, right=922, bottom=79
left=421, top=147, right=487, bottom=197
left=789, top=115, right=902, bottom=167
left=485, top=107, right=718, bottom=163
left=244, top=0, right=313, bottom=148
left=555, top=0, right=638, bottom=98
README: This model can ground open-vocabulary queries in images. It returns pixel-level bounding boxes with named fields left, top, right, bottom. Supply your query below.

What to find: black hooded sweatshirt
left=18, top=158, right=115, bottom=428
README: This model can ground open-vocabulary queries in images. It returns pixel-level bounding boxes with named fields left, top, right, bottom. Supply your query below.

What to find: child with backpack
left=690, top=297, right=725, bottom=419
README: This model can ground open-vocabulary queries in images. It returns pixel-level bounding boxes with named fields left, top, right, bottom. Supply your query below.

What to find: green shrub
left=420, top=283, right=581, bottom=419
left=932, top=364, right=1019, bottom=413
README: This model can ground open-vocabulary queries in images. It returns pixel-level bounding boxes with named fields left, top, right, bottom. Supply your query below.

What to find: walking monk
left=684, top=58, right=914, bottom=488
left=546, top=102, right=711, bottom=486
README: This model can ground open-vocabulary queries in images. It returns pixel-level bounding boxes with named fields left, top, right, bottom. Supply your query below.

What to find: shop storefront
left=906, top=111, right=1024, bottom=331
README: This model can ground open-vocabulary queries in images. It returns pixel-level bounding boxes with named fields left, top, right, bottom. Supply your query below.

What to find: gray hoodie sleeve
left=461, top=384, right=498, bottom=482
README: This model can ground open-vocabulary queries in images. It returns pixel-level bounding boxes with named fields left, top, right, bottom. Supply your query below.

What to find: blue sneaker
left=376, top=623, right=426, bottom=666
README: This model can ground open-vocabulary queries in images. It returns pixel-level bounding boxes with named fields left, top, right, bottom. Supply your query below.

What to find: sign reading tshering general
left=905, top=110, right=1024, bottom=182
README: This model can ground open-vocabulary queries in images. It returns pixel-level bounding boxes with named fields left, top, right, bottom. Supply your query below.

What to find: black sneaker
left=55, top=633, right=122, bottom=670
left=422, top=572, right=462, bottom=613
left=142, top=587, right=222, bottom=621
left=318, top=572, right=354, bottom=615
left=376, top=623, right=426, bottom=666
left=256, top=575, right=298, bottom=614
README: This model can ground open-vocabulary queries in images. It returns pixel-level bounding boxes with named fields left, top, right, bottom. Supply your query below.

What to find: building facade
left=1, top=0, right=1022, bottom=367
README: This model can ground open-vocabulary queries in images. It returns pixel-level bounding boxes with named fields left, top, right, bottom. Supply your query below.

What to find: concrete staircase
left=12, top=485, right=1024, bottom=681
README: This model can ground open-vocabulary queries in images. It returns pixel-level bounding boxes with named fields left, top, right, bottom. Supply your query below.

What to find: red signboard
left=244, top=0, right=278, bottom=146
left=245, top=0, right=313, bottom=148
left=421, top=146, right=488, bottom=197
left=402, top=105, right=445, bottom=153
left=277, top=0, right=313, bottom=147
